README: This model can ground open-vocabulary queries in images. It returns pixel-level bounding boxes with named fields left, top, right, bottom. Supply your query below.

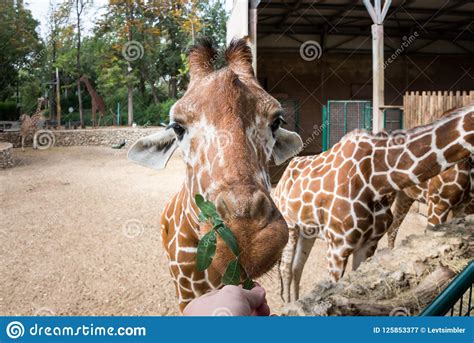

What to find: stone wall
left=0, top=142, right=14, bottom=168
left=0, top=127, right=163, bottom=149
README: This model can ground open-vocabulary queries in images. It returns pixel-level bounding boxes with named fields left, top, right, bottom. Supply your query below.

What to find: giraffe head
left=129, top=38, right=303, bottom=279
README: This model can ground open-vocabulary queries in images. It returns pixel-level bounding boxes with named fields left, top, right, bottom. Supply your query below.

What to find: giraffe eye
left=271, top=117, right=285, bottom=132
left=167, top=122, right=186, bottom=140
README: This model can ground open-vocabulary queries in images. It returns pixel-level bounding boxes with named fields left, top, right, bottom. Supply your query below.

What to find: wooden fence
left=403, top=90, right=474, bottom=129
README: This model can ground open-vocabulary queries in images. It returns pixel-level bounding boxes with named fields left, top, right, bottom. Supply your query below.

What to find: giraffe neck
left=82, top=79, right=97, bottom=97
left=371, top=106, right=473, bottom=194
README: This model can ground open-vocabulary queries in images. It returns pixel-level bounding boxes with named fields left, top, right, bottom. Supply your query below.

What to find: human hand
left=183, top=284, right=271, bottom=316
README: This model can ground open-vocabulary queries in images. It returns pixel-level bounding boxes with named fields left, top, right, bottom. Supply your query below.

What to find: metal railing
left=420, top=261, right=473, bottom=316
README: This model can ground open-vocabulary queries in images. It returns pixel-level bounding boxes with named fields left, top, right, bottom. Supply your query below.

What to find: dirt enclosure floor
left=0, top=146, right=426, bottom=316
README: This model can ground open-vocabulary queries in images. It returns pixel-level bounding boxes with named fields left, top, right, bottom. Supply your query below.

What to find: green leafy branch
left=195, top=194, right=255, bottom=290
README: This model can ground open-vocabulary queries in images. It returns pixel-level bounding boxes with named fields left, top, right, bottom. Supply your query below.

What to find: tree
left=74, top=0, right=91, bottom=128
left=0, top=1, right=41, bottom=103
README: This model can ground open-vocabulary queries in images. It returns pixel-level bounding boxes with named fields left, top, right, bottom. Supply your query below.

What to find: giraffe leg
left=290, top=232, right=316, bottom=301
left=387, top=192, right=414, bottom=249
left=33, top=132, right=38, bottom=149
left=92, top=103, right=97, bottom=127
left=279, top=225, right=298, bottom=303
left=352, top=239, right=380, bottom=270
left=426, top=201, right=450, bottom=229
left=21, top=135, right=25, bottom=151
left=327, top=242, right=352, bottom=282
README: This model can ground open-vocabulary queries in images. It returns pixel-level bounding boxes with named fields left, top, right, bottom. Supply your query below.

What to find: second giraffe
left=274, top=105, right=474, bottom=303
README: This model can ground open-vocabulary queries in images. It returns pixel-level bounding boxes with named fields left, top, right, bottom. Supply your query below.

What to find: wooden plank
left=403, top=89, right=474, bottom=129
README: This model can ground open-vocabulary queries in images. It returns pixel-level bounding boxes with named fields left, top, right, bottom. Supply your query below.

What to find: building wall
left=257, top=52, right=474, bottom=154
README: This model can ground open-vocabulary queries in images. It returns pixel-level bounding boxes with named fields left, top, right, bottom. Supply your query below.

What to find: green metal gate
left=384, top=107, right=404, bottom=133
left=420, top=260, right=473, bottom=316
left=322, top=101, right=372, bottom=151
left=322, top=101, right=403, bottom=151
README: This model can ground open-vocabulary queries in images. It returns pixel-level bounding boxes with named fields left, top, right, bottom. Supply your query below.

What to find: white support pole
left=364, top=0, right=391, bottom=133
left=380, top=0, right=392, bottom=22
left=249, top=5, right=258, bottom=75
left=371, top=24, right=384, bottom=133
left=363, top=0, right=379, bottom=24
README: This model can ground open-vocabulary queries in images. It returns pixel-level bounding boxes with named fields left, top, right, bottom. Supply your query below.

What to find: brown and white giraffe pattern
left=20, top=98, right=47, bottom=151
left=128, top=39, right=303, bottom=312
left=387, top=156, right=473, bottom=248
left=274, top=105, right=474, bottom=302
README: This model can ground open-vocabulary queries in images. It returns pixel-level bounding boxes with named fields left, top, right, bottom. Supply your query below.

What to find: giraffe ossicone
left=128, top=38, right=303, bottom=312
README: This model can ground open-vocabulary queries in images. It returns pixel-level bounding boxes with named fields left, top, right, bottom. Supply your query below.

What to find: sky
left=26, top=0, right=234, bottom=39
left=25, top=0, right=109, bottom=38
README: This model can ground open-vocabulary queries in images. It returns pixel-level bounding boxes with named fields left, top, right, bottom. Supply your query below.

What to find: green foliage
left=194, top=193, right=255, bottom=289
left=0, top=101, right=18, bottom=121
left=221, top=259, right=241, bottom=286
left=0, top=2, right=42, bottom=100
left=2, top=0, right=228, bottom=125
left=196, top=230, right=217, bottom=271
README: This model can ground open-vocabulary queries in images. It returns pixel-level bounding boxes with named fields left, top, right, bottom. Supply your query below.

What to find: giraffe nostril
left=250, top=191, right=274, bottom=224
left=215, top=192, right=235, bottom=220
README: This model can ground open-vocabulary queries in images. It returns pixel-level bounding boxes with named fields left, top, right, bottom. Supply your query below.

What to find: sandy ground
left=0, top=146, right=426, bottom=316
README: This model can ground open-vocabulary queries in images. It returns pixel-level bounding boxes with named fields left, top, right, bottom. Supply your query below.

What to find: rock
left=281, top=217, right=473, bottom=316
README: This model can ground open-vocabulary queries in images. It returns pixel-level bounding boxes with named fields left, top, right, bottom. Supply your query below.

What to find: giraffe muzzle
left=212, top=189, right=289, bottom=279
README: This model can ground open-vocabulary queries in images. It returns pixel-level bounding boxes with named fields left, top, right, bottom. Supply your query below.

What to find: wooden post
left=372, top=24, right=384, bottom=133
left=363, top=0, right=391, bottom=133
left=249, top=1, right=258, bottom=75
left=55, top=67, right=61, bottom=128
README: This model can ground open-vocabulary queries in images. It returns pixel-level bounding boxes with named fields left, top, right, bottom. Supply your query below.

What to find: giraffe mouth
left=211, top=216, right=289, bottom=280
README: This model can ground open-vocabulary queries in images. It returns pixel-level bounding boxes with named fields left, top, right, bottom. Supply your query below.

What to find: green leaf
left=222, top=259, right=241, bottom=285
left=215, top=224, right=240, bottom=256
left=242, top=278, right=255, bottom=290
left=195, top=194, right=217, bottom=220
left=196, top=230, right=217, bottom=271
left=198, top=212, right=207, bottom=223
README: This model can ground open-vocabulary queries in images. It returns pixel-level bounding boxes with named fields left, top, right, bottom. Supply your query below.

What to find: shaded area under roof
left=256, top=0, right=474, bottom=55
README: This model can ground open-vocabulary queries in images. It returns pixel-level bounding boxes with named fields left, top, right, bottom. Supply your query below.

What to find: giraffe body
left=128, top=39, right=303, bottom=312
left=20, top=98, right=47, bottom=151
left=387, top=157, right=473, bottom=248
left=274, top=105, right=474, bottom=303
left=79, top=76, right=106, bottom=127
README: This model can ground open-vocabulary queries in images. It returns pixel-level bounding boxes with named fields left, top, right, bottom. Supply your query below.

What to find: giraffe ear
left=272, top=128, right=303, bottom=165
left=127, top=129, right=178, bottom=170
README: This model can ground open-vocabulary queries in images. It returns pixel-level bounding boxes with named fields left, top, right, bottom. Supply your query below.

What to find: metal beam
left=259, top=3, right=472, bottom=17
left=257, top=46, right=471, bottom=56
left=257, top=24, right=474, bottom=41
left=276, top=0, right=304, bottom=28
left=425, top=0, right=471, bottom=22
